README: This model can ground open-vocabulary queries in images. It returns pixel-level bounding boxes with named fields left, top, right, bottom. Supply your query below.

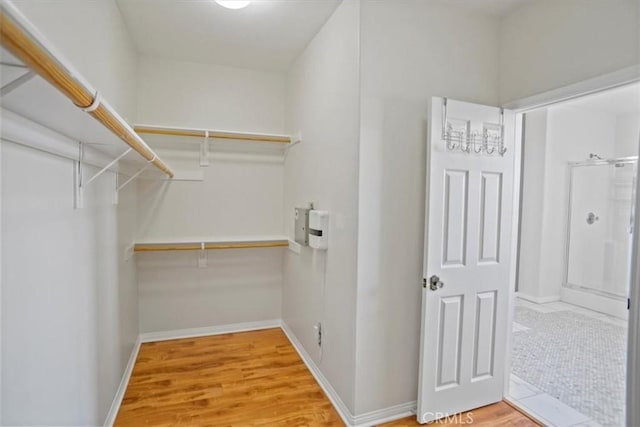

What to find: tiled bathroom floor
left=509, top=298, right=627, bottom=427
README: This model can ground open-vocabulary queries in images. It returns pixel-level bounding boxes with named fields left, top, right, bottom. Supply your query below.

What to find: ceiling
left=560, top=83, right=640, bottom=115
left=116, top=0, right=341, bottom=72
left=116, top=0, right=531, bottom=72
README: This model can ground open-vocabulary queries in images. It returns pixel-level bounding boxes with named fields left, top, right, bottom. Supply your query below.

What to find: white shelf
left=134, top=123, right=301, bottom=157
left=134, top=235, right=290, bottom=252
left=1, top=52, right=167, bottom=177
left=0, top=2, right=172, bottom=178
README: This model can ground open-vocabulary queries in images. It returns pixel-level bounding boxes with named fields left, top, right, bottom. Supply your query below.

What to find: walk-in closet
left=2, top=1, right=639, bottom=426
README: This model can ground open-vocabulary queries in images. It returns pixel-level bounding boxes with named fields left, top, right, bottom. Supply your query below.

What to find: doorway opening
left=508, top=83, right=640, bottom=426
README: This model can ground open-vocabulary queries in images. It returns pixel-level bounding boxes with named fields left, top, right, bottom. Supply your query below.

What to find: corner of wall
left=281, top=0, right=361, bottom=415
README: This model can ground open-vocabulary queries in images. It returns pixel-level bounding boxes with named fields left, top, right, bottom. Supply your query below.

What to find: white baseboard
left=515, top=292, right=560, bottom=304
left=561, top=287, right=628, bottom=319
left=351, top=400, right=416, bottom=426
left=504, top=397, right=547, bottom=427
left=280, top=321, right=353, bottom=426
left=103, top=336, right=142, bottom=427
left=139, top=319, right=281, bottom=343
left=106, top=319, right=415, bottom=427
left=280, top=321, right=415, bottom=427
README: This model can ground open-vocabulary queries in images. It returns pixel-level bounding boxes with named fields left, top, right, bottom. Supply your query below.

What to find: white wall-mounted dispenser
left=309, top=210, right=329, bottom=250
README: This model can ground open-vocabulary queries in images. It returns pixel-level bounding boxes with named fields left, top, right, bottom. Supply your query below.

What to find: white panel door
left=417, top=97, right=516, bottom=423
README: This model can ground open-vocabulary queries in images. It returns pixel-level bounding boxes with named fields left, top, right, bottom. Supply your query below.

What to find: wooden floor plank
left=115, top=328, right=538, bottom=426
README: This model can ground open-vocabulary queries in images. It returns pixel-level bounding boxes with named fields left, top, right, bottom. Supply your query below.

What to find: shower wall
left=616, top=113, right=640, bottom=156
left=566, top=162, right=636, bottom=298
left=518, top=104, right=639, bottom=318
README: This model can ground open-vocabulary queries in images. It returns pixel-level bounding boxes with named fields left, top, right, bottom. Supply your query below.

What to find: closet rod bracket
left=78, top=91, right=101, bottom=112
left=285, top=132, right=303, bottom=152
left=198, top=242, right=207, bottom=268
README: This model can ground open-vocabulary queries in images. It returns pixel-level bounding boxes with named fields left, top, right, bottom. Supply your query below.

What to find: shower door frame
left=563, top=157, right=638, bottom=301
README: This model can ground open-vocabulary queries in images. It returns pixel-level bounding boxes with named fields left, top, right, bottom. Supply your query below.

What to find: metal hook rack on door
left=441, top=98, right=507, bottom=156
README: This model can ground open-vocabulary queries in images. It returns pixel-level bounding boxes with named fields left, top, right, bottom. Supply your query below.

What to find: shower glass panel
left=565, top=160, right=637, bottom=299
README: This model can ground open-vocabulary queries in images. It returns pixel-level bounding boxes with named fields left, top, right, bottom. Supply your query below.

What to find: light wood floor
left=115, top=328, right=342, bottom=426
left=380, top=401, right=539, bottom=426
left=115, top=328, right=538, bottom=426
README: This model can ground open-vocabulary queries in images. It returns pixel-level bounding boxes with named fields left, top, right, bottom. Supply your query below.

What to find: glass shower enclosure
left=565, top=157, right=637, bottom=305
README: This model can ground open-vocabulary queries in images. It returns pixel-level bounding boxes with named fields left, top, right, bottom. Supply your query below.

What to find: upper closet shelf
left=0, top=1, right=174, bottom=178
left=134, top=124, right=302, bottom=157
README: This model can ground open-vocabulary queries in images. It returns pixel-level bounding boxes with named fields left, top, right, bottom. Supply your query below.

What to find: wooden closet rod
left=0, top=3, right=174, bottom=178
left=134, top=241, right=289, bottom=252
left=135, top=125, right=292, bottom=144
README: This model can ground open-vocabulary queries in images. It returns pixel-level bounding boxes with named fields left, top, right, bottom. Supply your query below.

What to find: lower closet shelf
left=134, top=237, right=289, bottom=252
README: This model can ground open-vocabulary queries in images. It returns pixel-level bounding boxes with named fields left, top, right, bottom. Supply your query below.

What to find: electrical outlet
left=314, top=322, right=322, bottom=347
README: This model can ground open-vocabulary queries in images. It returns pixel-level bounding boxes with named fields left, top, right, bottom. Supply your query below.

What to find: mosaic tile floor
left=511, top=302, right=627, bottom=426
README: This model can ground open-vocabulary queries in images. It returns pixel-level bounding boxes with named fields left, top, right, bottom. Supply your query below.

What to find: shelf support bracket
left=200, top=130, right=210, bottom=167
left=116, top=156, right=155, bottom=193
left=84, top=148, right=132, bottom=188
left=74, top=143, right=84, bottom=209
left=1, top=70, right=35, bottom=97
left=75, top=145, right=132, bottom=209
left=198, top=242, right=207, bottom=268
left=0, top=61, right=28, bottom=68
left=113, top=171, right=119, bottom=205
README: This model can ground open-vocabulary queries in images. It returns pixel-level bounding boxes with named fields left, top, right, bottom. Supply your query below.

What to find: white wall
left=134, top=57, right=287, bottom=333
left=499, top=0, right=640, bottom=104
left=136, top=56, right=285, bottom=133
left=2, top=1, right=139, bottom=425
left=136, top=155, right=284, bottom=243
left=137, top=248, right=282, bottom=332
left=518, top=106, right=619, bottom=301
left=615, top=112, right=640, bottom=157
left=283, top=0, right=361, bottom=414
left=516, top=110, right=548, bottom=298
left=355, top=0, right=501, bottom=415
left=1, top=142, right=138, bottom=425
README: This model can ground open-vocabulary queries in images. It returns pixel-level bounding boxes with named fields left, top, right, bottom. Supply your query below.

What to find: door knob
left=429, top=275, right=444, bottom=291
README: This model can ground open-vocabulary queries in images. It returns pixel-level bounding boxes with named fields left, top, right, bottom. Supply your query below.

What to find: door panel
left=472, top=291, right=497, bottom=380
left=479, top=172, right=502, bottom=263
left=436, top=295, right=464, bottom=389
left=443, top=170, right=469, bottom=266
left=418, top=97, right=516, bottom=423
